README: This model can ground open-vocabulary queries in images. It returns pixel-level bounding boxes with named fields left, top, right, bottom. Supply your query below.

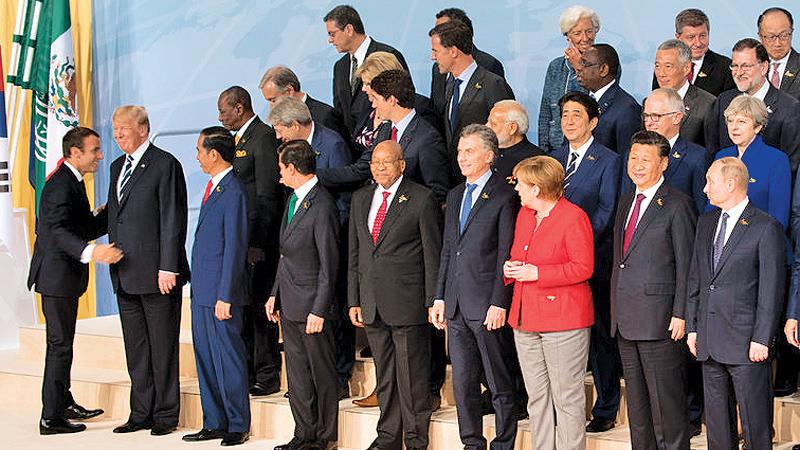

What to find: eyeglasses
left=759, top=31, right=793, bottom=43
left=729, top=63, right=761, bottom=72
left=566, top=28, right=597, bottom=41
left=579, top=59, right=600, bottom=68
left=642, top=111, right=679, bottom=122
left=369, top=158, right=402, bottom=167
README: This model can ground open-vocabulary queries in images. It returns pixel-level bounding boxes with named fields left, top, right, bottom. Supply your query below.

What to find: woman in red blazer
left=504, top=155, right=594, bottom=450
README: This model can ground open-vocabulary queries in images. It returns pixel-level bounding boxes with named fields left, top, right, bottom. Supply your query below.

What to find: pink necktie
left=623, top=193, right=645, bottom=254
left=772, top=62, right=782, bottom=88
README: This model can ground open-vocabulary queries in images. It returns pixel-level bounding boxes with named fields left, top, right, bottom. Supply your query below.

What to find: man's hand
left=484, top=306, right=507, bottom=331
left=687, top=332, right=697, bottom=357
left=247, top=247, right=265, bottom=265
left=749, top=342, right=769, bottom=362
left=430, top=303, right=446, bottom=330
left=265, top=296, right=279, bottom=323
left=158, top=271, right=177, bottom=295
left=349, top=307, right=364, bottom=328
left=214, top=300, right=232, bottom=321
left=785, top=319, right=800, bottom=348
left=668, top=317, right=685, bottom=341
left=503, top=261, right=538, bottom=282
left=306, top=313, right=324, bottom=334
left=92, top=243, right=123, bottom=264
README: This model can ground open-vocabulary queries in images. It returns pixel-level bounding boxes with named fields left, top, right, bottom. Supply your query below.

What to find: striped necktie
left=118, top=155, right=134, bottom=198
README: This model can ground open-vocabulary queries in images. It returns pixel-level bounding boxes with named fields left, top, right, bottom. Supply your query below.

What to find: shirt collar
left=750, top=80, right=770, bottom=101
left=569, top=135, right=594, bottom=156
left=668, top=134, right=679, bottom=149
left=377, top=175, right=403, bottom=196
left=63, top=161, right=83, bottom=181
left=301, top=93, right=308, bottom=103
left=636, top=176, right=665, bottom=198
left=676, top=81, right=690, bottom=99
left=691, top=54, right=706, bottom=67
left=591, top=79, right=616, bottom=100
left=455, top=60, right=478, bottom=83
left=293, top=176, right=319, bottom=205
left=771, top=51, right=791, bottom=67
left=126, top=137, right=151, bottom=167
left=352, top=35, right=372, bottom=67
left=392, top=109, right=416, bottom=140
left=466, top=169, right=492, bottom=192
left=236, top=114, right=258, bottom=138
left=210, top=166, right=233, bottom=191
left=722, top=196, right=750, bottom=222
left=305, top=122, right=316, bottom=145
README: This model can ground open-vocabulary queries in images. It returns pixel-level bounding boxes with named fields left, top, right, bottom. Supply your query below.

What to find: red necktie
left=391, top=126, right=398, bottom=142
left=687, top=62, right=695, bottom=84
left=772, top=62, right=781, bottom=88
left=623, top=193, right=645, bottom=254
left=202, top=179, right=213, bottom=205
left=371, top=191, right=391, bottom=244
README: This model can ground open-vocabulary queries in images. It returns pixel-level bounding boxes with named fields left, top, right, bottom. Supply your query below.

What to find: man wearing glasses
left=705, top=38, right=800, bottom=172
left=758, top=7, right=800, bottom=100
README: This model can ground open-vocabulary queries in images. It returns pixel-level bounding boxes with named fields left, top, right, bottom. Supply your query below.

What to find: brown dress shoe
left=352, top=389, right=379, bottom=407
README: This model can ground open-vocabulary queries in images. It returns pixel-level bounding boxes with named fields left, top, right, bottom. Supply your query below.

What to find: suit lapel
left=664, top=138, right=687, bottom=183
left=781, top=49, right=800, bottom=92
left=566, top=142, right=600, bottom=197
left=460, top=176, right=494, bottom=238
left=458, top=68, right=482, bottom=111
left=118, top=145, right=155, bottom=211
left=374, top=180, right=411, bottom=249
left=283, top=185, right=318, bottom=241
left=398, top=115, right=418, bottom=150
left=763, top=85, right=780, bottom=115
left=617, top=192, right=634, bottom=261
left=683, top=87, right=698, bottom=122
left=237, top=116, right=261, bottom=150
left=597, top=83, right=619, bottom=114
left=197, top=172, right=230, bottom=229
left=624, top=184, right=669, bottom=257
left=712, top=203, right=755, bottom=278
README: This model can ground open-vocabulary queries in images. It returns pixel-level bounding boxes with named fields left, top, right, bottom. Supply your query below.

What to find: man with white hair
left=486, top=100, right=544, bottom=179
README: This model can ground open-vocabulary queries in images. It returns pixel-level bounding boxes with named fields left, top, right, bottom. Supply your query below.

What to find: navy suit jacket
left=706, top=84, right=800, bottom=171
left=434, top=174, right=516, bottom=320
left=397, top=112, right=451, bottom=204
left=686, top=203, right=785, bottom=364
left=191, top=171, right=249, bottom=307
left=311, top=121, right=352, bottom=222
left=551, top=140, right=621, bottom=239
left=592, top=82, right=642, bottom=159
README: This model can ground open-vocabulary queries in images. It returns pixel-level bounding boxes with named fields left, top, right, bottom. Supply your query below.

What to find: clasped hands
left=92, top=243, right=123, bottom=264
left=503, top=260, right=538, bottom=282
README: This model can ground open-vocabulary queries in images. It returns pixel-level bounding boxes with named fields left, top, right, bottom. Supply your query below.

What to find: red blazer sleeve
left=536, top=203, right=595, bottom=288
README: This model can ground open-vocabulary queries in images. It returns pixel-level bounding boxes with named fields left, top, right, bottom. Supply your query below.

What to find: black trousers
left=41, top=295, right=79, bottom=419
left=588, top=274, right=621, bottom=421
left=365, top=314, right=431, bottom=450
left=618, top=335, right=689, bottom=450
left=702, top=358, right=773, bottom=450
left=332, top=224, right=355, bottom=390
left=281, top=318, right=338, bottom=443
left=449, top=308, right=517, bottom=450
left=430, top=327, right=447, bottom=396
left=117, top=289, right=181, bottom=427
left=243, top=257, right=281, bottom=387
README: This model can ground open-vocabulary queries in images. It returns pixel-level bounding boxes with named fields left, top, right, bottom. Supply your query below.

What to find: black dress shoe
left=63, top=403, right=104, bottom=421
left=113, top=420, right=153, bottom=433
left=791, top=444, right=800, bottom=450
left=774, top=384, right=797, bottom=397
left=274, top=436, right=309, bottom=450
left=338, top=385, right=350, bottom=400
left=150, top=424, right=177, bottom=436
left=40, top=417, right=86, bottom=435
left=586, top=417, right=615, bottom=433
left=689, top=420, right=702, bottom=437
left=284, top=390, right=290, bottom=398
left=512, top=405, right=529, bottom=421
left=221, top=431, right=250, bottom=446
left=183, top=428, right=227, bottom=441
left=479, top=390, right=494, bottom=416
left=250, top=381, right=280, bottom=396
left=359, top=346, right=372, bottom=358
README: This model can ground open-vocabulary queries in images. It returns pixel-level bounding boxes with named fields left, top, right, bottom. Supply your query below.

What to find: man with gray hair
left=653, top=39, right=716, bottom=148
left=486, top=100, right=544, bottom=179
left=259, top=65, right=345, bottom=137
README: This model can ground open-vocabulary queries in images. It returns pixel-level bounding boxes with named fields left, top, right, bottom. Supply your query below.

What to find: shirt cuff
left=80, top=244, right=95, bottom=264
left=158, top=270, right=179, bottom=276
left=433, top=299, right=444, bottom=305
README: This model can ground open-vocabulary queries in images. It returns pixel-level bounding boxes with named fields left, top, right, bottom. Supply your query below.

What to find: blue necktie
left=460, top=183, right=477, bottom=233
left=713, top=212, right=729, bottom=271
left=449, top=77, right=463, bottom=133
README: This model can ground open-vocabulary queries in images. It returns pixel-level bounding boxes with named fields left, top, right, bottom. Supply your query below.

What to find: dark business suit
left=107, top=143, right=188, bottom=428
left=306, top=95, right=347, bottom=141
left=444, top=65, right=514, bottom=179
left=333, top=38, right=408, bottom=134
left=611, top=184, right=696, bottom=450
left=431, top=47, right=505, bottom=132
left=681, top=85, right=716, bottom=149
left=593, top=82, right=642, bottom=165
left=27, top=164, right=107, bottom=420
left=272, top=183, right=340, bottom=444
left=775, top=49, right=800, bottom=100
left=396, top=112, right=451, bottom=204
left=552, top=140, right=622, bottom=422
left=686, top=203, right=785, bottom=450
left=190, top=171, right=250, bottom=433
left=705, top=84, right=800, bottom=171
left=348, top=178, right=442, bottom=450
left=434, top=174, right=518, bottom=450
left=653, top=49, right=735, bottom=97
left=232, top=115, right=284, bottom=390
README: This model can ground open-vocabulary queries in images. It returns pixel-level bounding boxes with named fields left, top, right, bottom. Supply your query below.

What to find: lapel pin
left=303, top=201, right=309, bottom=209
left=739, top=218, right=749, bottom=225
left=786, top=71, right=795, bottom=78
left=235, top=150, right=247, bottom=158
left=672, top=151, right=681, bottom=159
left=506, top=175, right=516, bottom=185
left=140, top=164, right=146, bottom=168
left=767, top=105, right=774, bottom=114
left=474, top=82, right=482, bottom=90
left=215, top=186, right=221, bottom=193
left=656, top=198, right=664, bottom=206
left=481, top=192, right=489, bottom=200
left=586, top=155, right=596, bottom=161
left=398, top=194, right=409, bottom=203
left=749, top=177, right=757, bottom=183
left=698, top=71, right=707, bottom=78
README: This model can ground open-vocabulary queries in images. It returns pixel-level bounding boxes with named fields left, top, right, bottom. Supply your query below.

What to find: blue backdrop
left=91, top=0, right=798, bottom=315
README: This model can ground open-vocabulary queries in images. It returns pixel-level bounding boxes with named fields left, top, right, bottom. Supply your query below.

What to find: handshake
left=92, top=243, right=124, bottom=264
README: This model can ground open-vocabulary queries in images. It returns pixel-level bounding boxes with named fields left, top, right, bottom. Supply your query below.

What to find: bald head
left=371, top=141, right=405, bottom=189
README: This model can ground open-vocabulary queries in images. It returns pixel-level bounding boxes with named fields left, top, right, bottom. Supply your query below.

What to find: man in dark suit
left=259, top=65, right=347, bottom=139
left=28, top=127, right=122, bottom=435
left=577, top=44, right=642, bottom=163
left=651, top=9, right=735, bottom=97
left=759, top=8, right=800, bottom=101
left=653, top=39, right=716, bottom=149
left=429, top=8, right=505, bottom=132
left=429, top=20, right=514, bottom=180
left=324, top=4, right=407, bottom=135
left=705, top=39, right=800, bottom=170
left=430, top=124, right=518, bottom=450
left=348, top=141, right=442, bottom=450
left=266, top=140, right=340, bottom=450
left=486, top=100, right=544, bottom=179
left=686, top=157, right=785, bottom=450
left=550, top=92, right=622, bottom=433
left=217, top=86, right=284, bottom=397
left=611, top=131, right=696, bottom=450
left=107, top=106, right=189, bottom=436
left=182, top=127, right=250, bottom=446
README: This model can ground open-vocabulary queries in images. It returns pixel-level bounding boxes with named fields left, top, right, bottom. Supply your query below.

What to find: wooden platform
left=2, top=298, right=798, bottom=449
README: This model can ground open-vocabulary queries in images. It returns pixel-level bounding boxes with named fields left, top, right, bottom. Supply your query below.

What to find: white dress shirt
left=235, top=114, right=257, bottom=140
left=392, top=109, right=416, bottom=141
left=448, top=60, right=478, bottom=117
left=305, top=122, right=316, bottom=145
left=625, top=177, right=665, bottom=227
left=770, top=52, right=791, bottom=87
left=714, top=197, right=749, bottom=246
left=751, top=79, right=770, bottom=101
left=462, top=169, right=492, bottom=212
left=209, top=166, right=233, bottom=193
left=591, top=79, right=616, bottom=101
left=676, top=80, right=690, bottom=99
left=691, top=55, right=705, bottom=83
left=368, top=175, right=403, bottom=231
left=567, top=136, right=595, bottom=170
left=291, top=176, right=319, bottom=217
left=351, top=35, right=372, bottom=75
left=116, top=138, right=150, bottom=199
